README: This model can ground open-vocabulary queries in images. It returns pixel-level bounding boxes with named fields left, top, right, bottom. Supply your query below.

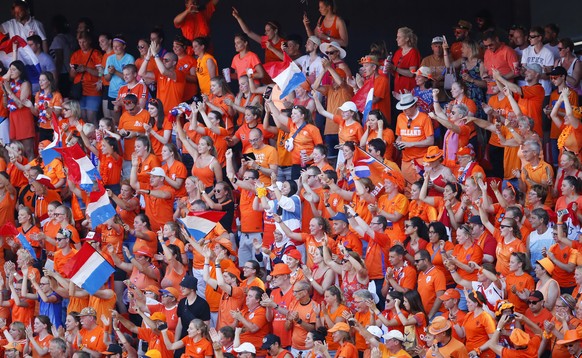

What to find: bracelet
left=128, top=256, right=135, bottom=261
left=147, top=190, right=151, bottom=195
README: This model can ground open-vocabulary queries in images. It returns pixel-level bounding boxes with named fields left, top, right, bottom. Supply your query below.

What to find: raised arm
left=231, top=8, right=262, bottom=43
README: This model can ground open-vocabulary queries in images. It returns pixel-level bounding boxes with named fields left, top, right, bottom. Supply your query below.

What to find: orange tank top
left=191, top=157, right=216, bottom=188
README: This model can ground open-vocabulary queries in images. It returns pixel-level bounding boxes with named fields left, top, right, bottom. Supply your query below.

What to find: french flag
left=0, top=34, right=41, bottom=86
left=68, top=243, right=115, bottom=294
left=86, top=183, right=116, bottom=229
left=40, top=113, right=62, bottom=164
left=179, top=211, right=225, bottom=241
left=56, top=144, right=101, bottom=192
left=272, top=53, right=307, bottom=99
left=352, top=78, right=374, bottom=124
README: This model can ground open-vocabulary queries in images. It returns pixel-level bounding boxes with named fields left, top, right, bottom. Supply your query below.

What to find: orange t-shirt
left=207, top=93, right=236, bottom=133
left=505, top=273, right=535, bottom=314
left=217, top=286, right=245, bottom=329
left=286, top=118, right=323, bottom=165
left=548, top=244, right=577, bottom=288
left=239, top=306, right=270, bottom=355
left=249, top=144, right=278, bottom=186
left=157, top=70, right=186, bottom=124
left=70, top=49, right=103, bottom=97
left=333, top=115, right=364, bottom=144
left=142, top=183, right=175, bottom=231
left=118, top=109, right=150, bottom=160
left=377, top=193, right=409, bottom=244
left=462, top=311, right=496, bottom=358
left=99, top=153, right=122, bottom=186
left=288, top=299, right=317, bottom=350
left=417, top=266, right=447, bottom=314
left=31, top=333, right=53, bottom=358
left=362, top=232, right=391, bottom=280
left=517, top=85, right=545, bottom=136
left=494, top=229, right=526, bottom=277
left=234, top=123, right=274, bottom=154
left=239, top=188, right=262, bottom=232
left=177, top=55, right=198, bottom=101
left=395, top=111, right=434, bottom=161
left=181, top=336, right=213, bottom=358
left=175, top=2, right=215, bottom=40
left=79, top=325, right=107, bottom=353
left=162, top=160, right=188, bottom=198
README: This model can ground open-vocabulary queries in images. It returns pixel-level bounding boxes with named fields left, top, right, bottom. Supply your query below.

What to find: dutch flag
left=273, top=53, right=307, bottom=99
left=179, top=211, right=226, bottom=241
left=68, top=244, right=115, bottom=294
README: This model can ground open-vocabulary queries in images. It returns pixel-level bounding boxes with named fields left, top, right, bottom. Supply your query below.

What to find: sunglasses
left=529, top=34, right=542, bottom=38
left=137, top=45, right=146, bottom=50
left=325, top=51, right=338, bottom=55
left=407, top=118, right=412, bottom=129
left=414, top=259, right=424, bottom=263
left=527, top=300, right=540, bottom=305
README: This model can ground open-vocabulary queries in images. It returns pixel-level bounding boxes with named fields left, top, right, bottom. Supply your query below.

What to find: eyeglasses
left=325, top=51, right=338, bottom=55
left=414, top=259, right=424, bottom=263
left=527, top=300, right=540, bottom=305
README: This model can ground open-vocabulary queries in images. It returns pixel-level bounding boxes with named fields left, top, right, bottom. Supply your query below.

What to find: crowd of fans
left=1, top=0, right=582, bottom=357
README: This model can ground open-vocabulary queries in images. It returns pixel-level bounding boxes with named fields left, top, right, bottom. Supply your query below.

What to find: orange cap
left=509, top=328, right=530, bottom=346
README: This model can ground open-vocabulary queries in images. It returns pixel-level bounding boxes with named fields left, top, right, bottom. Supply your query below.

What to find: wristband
left=296, top=318, right=303, bottom=324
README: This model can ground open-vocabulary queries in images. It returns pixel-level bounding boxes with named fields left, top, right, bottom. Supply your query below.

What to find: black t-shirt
left=177, top=294, right=211, bottom=338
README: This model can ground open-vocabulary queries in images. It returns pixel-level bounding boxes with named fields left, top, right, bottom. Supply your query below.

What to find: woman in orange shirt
left=162, top=221, right=188, bottom=262
left=15, top=207, right=42, bottom=258
left=360, top=109, right=395, bottom=161
left=314, top=98, right=363, bottom=147
left=312, top=144, right=334, bottom=172
left=205, top=77, right=235, bottom=132
left=78, top=129, right=123, bottom=194
left=184, top=135, right=222, bottom=190
left=160, top=319, right=213, bottom=358
left=129, top=213, right=157, bottom=255
left=326, top=322, right=358, bottom=358
left=110, top=181, right=140, bottom=227
left=27, top=72, right=63, bottom=142
left=134, top=136, right=161, bottom=184
left=0, top=172, right=16, bottom=228
left=26, top=315, right=53, bottom=357
left=158, top=242, right=187, bottom=292
left=191, top=102, right=229, bottom=168
left=304, top=0, right=349, bottom=47
left=69, top=31, right=102, bottom=124
left=459, top=291, right=496, bottom=358
left=268, top=102, right=323, bottom=180
left=160, top=143, right=188, bottom=198
left=6, top=141, right=29, bottom=189
left=394, top=290, right=428, bottom=349
left=144, top=98, right=172, bottom=158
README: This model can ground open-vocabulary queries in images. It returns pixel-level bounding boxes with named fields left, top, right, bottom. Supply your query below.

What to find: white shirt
left=1, top=17, right=46, bottom=40
left=520, top=45, right=555, bottom=95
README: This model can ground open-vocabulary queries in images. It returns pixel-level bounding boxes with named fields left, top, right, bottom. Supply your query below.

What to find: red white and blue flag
left=272, top=53, right=307, bottom=99
left=352, top=78, right=374, bottom=124
left=56, top=144, right=101, bottom=192
left=353, top=147, right=388, bottom=196
left=40, top=113, right=62, bottom=164
left=180, top=211, right=226, bottom=241
left=86, top=183, right=116, bottom=229
left=0, top=34, right=41, bottom=85
left=68, top=243, right=114, bottom=294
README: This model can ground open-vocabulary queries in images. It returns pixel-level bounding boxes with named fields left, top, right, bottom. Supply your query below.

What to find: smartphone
left=557, top=209, right=569, bottom=217
left=263, top=86, right=273, bottom=100
left=242, top=152, right=256, bottom=161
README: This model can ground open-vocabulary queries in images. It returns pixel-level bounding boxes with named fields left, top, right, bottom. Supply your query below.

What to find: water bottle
left=384, top=52, right=393, bottom=74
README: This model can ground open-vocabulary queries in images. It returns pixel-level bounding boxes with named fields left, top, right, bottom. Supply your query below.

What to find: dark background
left=2, top=0, right=580, bottom=70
